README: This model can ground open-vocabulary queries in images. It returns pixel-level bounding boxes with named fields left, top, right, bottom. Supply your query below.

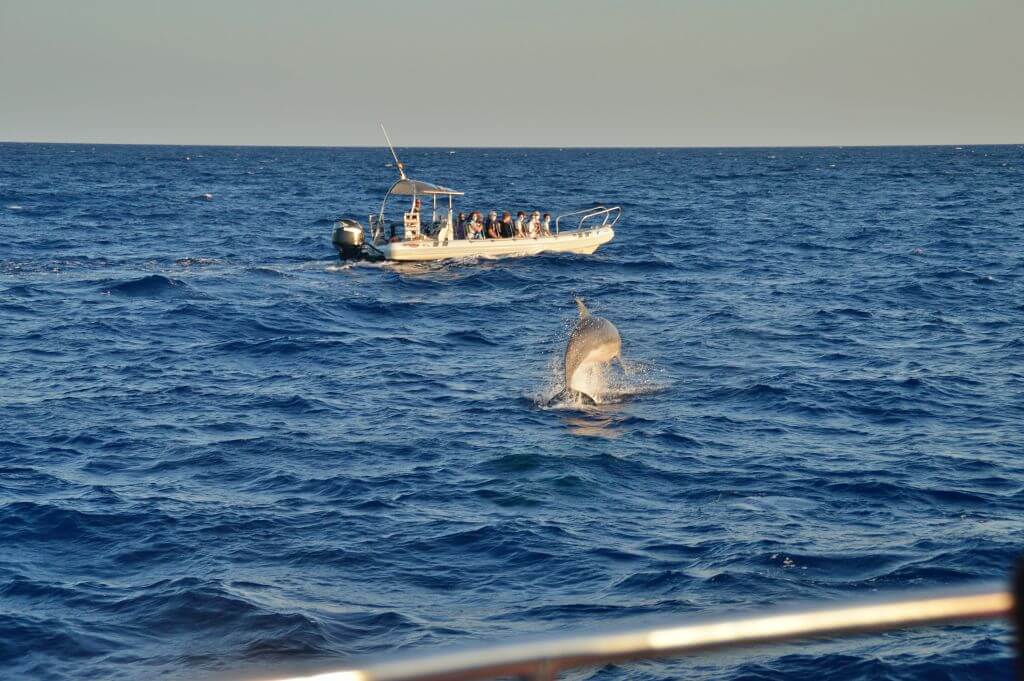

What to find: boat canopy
left=387, top=178, right=463, bottom=197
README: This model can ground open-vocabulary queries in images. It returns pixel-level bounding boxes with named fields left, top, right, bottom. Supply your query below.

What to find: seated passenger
left=469, top=212, right=485, bottom=239
left=526, top=211, right=541, bottom=238
left=455, top=211, right=467, bottom=240
left=514, top=211, right=526, bottom=238
left=485, top=211, right=500, bottom=239
left=499, top=211, right=515, bottom=239
left=541, top=213, right=553, bottom=237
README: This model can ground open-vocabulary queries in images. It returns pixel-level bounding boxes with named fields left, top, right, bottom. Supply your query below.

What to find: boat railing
left=554, top=206, right=621, bottom=235
left=263, top=578, right=1019, bottom=681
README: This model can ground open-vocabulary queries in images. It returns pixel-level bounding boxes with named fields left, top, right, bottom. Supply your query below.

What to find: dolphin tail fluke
left=554, top=388, right=598, bottom=406
left=574, top=296, right=590, bottom=319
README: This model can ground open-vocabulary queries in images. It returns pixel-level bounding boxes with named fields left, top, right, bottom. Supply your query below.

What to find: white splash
left=535, top=344, right=668, bottom=409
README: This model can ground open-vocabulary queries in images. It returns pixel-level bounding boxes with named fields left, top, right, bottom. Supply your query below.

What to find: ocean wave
left=444, top=329, right=498, bottom=345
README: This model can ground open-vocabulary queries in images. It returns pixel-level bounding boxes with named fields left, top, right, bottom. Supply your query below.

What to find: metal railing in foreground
left=264, top=582, right=1016, bottom=681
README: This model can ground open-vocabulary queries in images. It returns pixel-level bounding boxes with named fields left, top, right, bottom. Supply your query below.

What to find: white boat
left=331, top=128, right=619, bottom=263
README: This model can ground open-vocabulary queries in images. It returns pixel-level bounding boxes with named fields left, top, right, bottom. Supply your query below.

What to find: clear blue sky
left=1, top=0, right=1022, bottom=146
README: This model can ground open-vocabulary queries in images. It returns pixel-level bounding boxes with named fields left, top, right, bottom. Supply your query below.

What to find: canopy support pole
left=380, top=122, right=405, bottom=179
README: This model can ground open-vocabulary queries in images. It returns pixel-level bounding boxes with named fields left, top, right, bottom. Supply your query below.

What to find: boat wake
left=324, top=259, right=392, bottom=273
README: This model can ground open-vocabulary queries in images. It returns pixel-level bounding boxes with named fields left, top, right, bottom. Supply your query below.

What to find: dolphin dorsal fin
left=575, top=297, right=591, bottom=319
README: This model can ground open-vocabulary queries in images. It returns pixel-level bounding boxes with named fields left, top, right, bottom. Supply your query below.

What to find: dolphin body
left=561, top=298, right=621, bottom=404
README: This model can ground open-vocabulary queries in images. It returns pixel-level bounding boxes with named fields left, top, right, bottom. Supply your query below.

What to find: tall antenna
left=379, top=122, right=405, bottom=179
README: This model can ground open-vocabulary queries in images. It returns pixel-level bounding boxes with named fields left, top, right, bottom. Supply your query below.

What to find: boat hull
left=374, top=226, right=614, bottom=262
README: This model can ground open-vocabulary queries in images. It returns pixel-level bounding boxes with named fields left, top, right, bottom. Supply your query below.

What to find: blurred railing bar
left=264, top=583, right=1012, bottom=681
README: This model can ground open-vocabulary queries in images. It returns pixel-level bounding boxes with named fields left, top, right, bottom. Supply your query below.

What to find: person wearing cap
left=499, top=211, right=515, bottom=239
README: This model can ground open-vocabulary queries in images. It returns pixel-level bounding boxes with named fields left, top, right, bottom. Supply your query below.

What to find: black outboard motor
left=331, top=219, right=365, bottom=259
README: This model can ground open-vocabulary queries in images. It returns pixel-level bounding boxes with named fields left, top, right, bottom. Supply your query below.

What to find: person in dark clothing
left=455, top=211, right=467, bottom=239
left=499, top=211, right=515, bottom=239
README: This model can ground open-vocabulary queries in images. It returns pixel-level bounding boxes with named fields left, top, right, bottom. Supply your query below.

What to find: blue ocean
left=1, top=143, right=1022, bottom=681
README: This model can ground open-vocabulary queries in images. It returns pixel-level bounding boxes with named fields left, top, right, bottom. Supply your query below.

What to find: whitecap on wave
left=174, top=256, right=222, bottom=267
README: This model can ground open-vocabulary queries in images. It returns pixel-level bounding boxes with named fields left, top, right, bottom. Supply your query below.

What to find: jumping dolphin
left=561, top=297, right=621, bottom=404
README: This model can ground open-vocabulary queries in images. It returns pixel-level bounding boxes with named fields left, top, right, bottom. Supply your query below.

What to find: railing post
left=1015, top=557, right=1023, bottom=681
left=523, top=660, right=556, bottom=681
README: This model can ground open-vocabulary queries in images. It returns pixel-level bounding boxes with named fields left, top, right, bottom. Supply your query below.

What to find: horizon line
left=2, top=139, right=1023, bottom=151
